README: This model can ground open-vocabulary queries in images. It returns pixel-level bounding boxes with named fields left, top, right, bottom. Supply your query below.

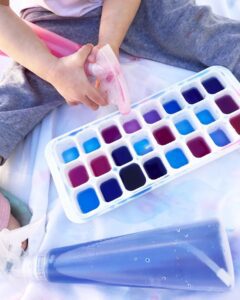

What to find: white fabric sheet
left=1, top=0, right=240, bottom=299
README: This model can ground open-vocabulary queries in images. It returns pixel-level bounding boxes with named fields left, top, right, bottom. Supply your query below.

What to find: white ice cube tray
left=45, top=66, right=240, bottom=223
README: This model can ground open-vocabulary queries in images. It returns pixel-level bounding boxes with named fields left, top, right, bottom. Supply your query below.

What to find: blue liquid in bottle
left=37, top=220, right=234, bottom=291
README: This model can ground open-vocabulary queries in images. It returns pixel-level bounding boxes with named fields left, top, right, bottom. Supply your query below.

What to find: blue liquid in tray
left=143, top=109, right=161, bottom=124
left=112, top=146, right=133, bottom=166
left=120, top=163, right=146, bottom=191
left=100, top=178, right=122, bottom=202
left=45, top=220, right=234, bottom=292
left=134, top=139, right=153, bottom=156
left=163, top=100, right=181, bottom=114
left=83, top=137, right=100, bottom=153
left=210, top=129, right=231, bottom=147
left=202, top=77, right=224, bottom=94
left=196, top=109, right=215, bottom=125
left=175, top=119, right=194, bottom=135
left=166, top=148, right=189, bottom=169
left=62, top=147, right=79, bottom=163
left=182, top=88, right=204, bottom=104
left=144, top=157, right=167, bottom=180
left=77, top=188, right=100, bottom=213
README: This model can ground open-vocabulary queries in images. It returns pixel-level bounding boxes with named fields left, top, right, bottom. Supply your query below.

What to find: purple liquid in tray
left=123, top=119, right=141, bottom=133
left=102, top=125, right=122, bottom=143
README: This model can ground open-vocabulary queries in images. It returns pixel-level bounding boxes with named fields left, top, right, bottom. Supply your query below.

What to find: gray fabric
left=1, top=0, right=240, bottom=163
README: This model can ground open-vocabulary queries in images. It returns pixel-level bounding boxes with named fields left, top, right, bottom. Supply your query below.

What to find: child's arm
left=88, top=0, right=141, bottom=62
left=0, top=3, right=106, bottom=110
left=99, top=0, right=141, bottom=54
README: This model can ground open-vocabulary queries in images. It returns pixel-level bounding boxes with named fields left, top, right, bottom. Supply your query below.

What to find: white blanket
left=1, top=1, right=240, bottom=299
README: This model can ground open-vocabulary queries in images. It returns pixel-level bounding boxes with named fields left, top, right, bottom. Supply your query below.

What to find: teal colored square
left=83, top=137, right=100, bottom=153
left=175, top=119, right=194, bottom=135
left=77, top=188, right=100, bottom=213
left=134, top=139, right=153, bottom=156
left=62, top=147, right=79, bottom=163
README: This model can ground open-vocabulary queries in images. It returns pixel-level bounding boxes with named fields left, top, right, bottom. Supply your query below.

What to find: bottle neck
left=21, top=254, right=48, bottom=282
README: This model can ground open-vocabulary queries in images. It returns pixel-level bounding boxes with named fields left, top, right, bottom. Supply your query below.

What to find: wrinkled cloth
left=0, top=0, right=240, bottom=299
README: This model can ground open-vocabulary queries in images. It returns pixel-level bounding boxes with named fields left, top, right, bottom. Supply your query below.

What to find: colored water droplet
left=145, top=258, right=151, bottom=263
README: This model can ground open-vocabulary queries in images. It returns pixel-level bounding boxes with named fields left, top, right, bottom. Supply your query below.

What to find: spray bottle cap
left=0, top=218, right=44, bottom=277
left=87, top=45, right=131, bottom=114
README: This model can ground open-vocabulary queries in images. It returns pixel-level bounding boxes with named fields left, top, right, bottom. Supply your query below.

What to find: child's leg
left=122, top=0, right=240, bottom=80
left=0, top=8, right=101, bottom=165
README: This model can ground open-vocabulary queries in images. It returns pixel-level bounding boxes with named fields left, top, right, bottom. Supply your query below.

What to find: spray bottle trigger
left=86, top=44, right=131, bottom=114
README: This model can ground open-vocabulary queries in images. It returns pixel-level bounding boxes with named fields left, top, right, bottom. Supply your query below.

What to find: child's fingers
left=82, top=96, right=99, bottom=110
left=64, top=81, right=106, bottom=108
left=66, top=97, right=99, bottom=110
left=87, top=85, right=107, bottom=106
left=75, top=44, right=94, bottom=66
left=87, top=53, right=95, bottom=63
left=87, top=45, right=100, bottom=63
left=67, top=100, right=79, bottom=106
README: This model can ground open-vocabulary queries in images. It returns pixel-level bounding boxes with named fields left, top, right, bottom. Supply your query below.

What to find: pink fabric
left=0, top=193, right=10, bottom=230
left=13, top=0, right=103, bottom=17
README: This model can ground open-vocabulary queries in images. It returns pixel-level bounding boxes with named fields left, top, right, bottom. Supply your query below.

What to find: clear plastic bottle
left=29, top=220, right=234, bottom=292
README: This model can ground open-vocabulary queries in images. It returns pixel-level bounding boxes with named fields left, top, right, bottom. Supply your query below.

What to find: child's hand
left=46, top=44, right=107, bottom=110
